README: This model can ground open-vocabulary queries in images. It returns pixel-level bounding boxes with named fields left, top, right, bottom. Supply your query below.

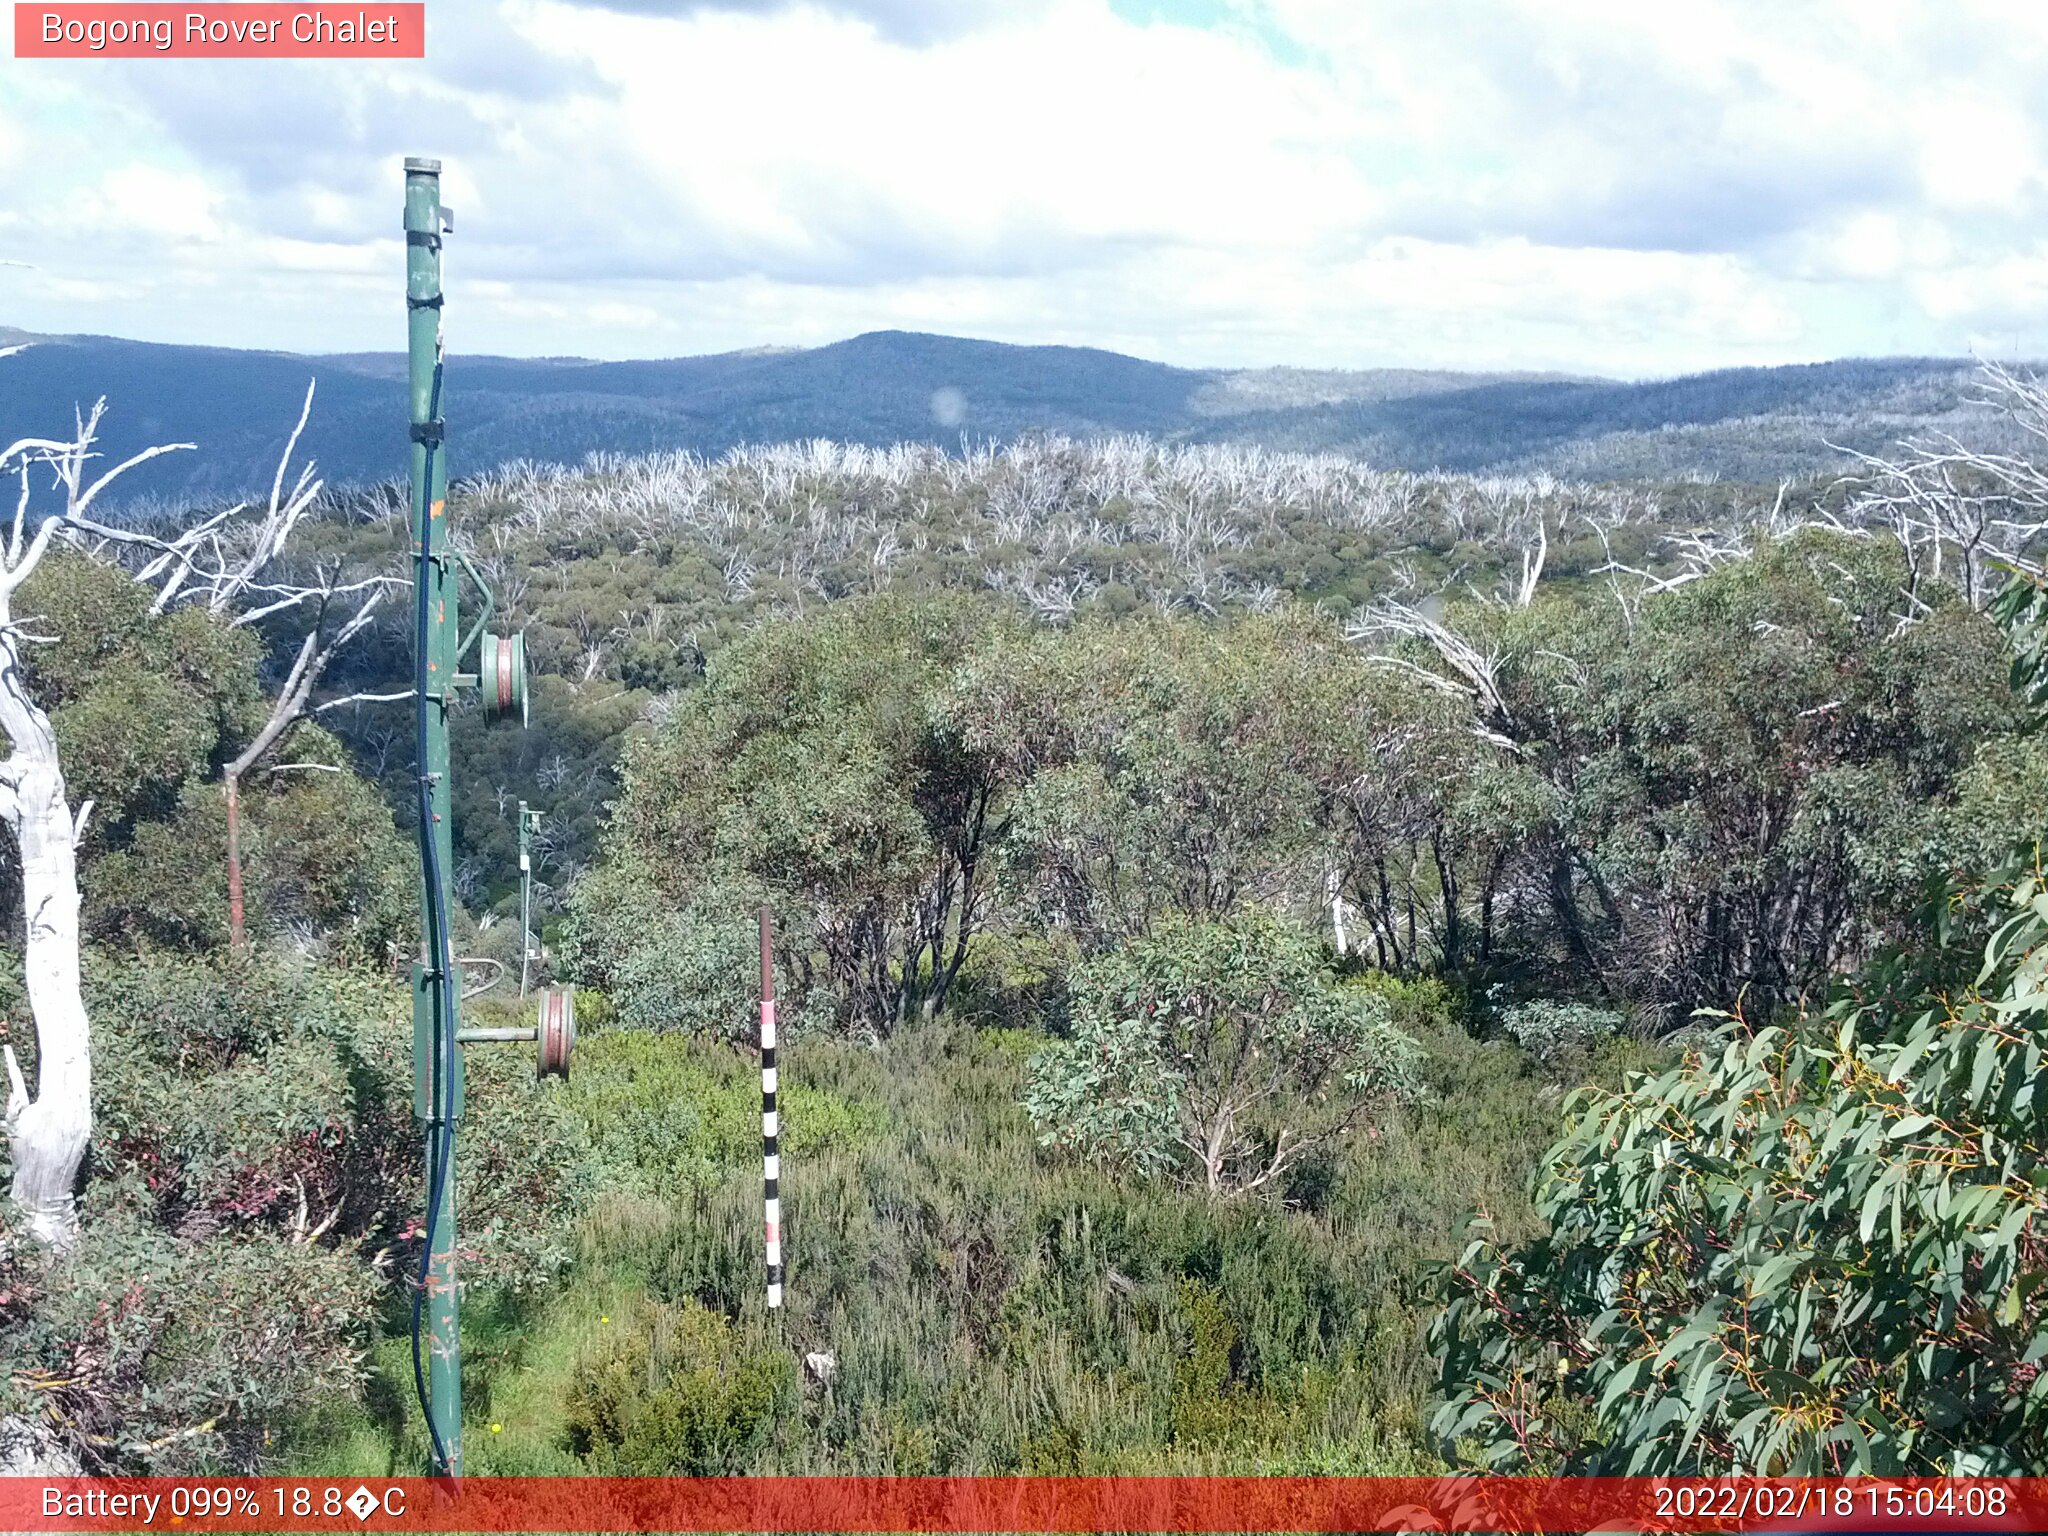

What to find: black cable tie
left=410, top=421, right=444, bottom=444
left=407, top=294, right=444, bottom=311
left=405, top=229, right=441, bottom=250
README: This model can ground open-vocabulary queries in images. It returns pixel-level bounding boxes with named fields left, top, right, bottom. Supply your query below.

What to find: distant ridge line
left=0, top=326, right=2024, bottom=503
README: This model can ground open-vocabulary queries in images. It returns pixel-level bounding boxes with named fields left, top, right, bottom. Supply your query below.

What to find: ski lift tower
left=403, top=156, right=570, bottom=1479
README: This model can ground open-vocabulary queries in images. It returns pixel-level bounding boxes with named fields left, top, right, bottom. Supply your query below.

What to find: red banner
left=3, top=1477, right=2047, bottom=1533
left=12, top=5, right=425, bottom=58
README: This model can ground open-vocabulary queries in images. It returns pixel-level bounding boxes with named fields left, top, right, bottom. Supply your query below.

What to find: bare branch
left=313, top=688, right=415, bottom=714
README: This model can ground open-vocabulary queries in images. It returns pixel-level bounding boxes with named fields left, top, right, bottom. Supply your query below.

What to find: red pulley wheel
left=479, top=632, right=528, bottom=727
left=537, top=986, right=576, bottom=1079
left=495, top=635, right=515, bottom=714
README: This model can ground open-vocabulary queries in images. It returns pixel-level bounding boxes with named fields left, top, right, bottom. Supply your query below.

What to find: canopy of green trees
left=576, top=534, right=2031, bottom=1043
left=1430, top=576, right=2048, bottom=1474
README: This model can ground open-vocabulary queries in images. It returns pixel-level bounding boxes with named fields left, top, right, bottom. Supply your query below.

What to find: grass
left=291, top=1004, right=1661, bottom=1475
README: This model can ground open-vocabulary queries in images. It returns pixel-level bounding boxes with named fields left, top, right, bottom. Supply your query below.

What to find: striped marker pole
left=759, top=905, right=782, bottom=1310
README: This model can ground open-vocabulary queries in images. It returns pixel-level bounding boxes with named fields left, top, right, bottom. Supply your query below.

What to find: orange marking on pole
left=431, top=499, right=446, bottom=519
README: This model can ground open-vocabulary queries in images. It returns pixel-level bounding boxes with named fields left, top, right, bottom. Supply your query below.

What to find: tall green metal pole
left=518, top=802, right=536, bottom=998
left=405, top=155, right=462, bottom=1477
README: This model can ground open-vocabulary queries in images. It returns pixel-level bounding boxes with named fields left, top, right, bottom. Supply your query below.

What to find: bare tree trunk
left=1325, top=866, right=1349, bottom=957
left=225, top=772, right=247, bottom=951
left=218, top=605, right=389, bottom=952
left=0, top=713, right=90, bottom=1250
left=0, top=376, right=379, bottom=1252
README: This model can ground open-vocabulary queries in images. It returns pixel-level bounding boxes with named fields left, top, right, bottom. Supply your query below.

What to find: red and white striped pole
left=759, top=905, right=782, bottom=1310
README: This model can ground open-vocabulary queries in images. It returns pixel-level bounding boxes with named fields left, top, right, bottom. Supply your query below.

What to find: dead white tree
left=220, top=573, right=397, bottom=949
left=1833, top=361, right=2048, bottom=610
left=0, top=404, right=193, bottom=1248
left=1, top=376, right=397, bottom=1243
left=1349, top=601, right=1522, bottom=754
left=152, top=382, right=408, bottom=949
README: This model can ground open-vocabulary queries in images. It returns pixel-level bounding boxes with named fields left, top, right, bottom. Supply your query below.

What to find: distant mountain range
left=0, top=326, right=2028, bottom=504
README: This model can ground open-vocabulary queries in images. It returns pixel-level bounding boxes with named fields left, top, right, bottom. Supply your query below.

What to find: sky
left=1, top=0, right=2044, bottom=377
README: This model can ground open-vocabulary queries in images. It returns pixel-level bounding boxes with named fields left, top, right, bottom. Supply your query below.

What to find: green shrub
left=0, top=1193, right=375, bottom=1473
left=1430, top=575, right=2048, bottom=1475
left=564, top=863, right=830, bottom=1044
left=1433, top=856, right=2048, bottom=1474
left=562, top=1029, right=879, bottom=1200
left=1024, top=912, right=1423, bottom=1196
left=565, top=1297, right=792, bottom=1473
left=1168, top=1278, right=1248, bottom=1444
left=0, top=952, right=595, bottom=1474
left=1494, top=998, right=1626, bottom=1069
left=948, top=928, right=1074, bottom=1032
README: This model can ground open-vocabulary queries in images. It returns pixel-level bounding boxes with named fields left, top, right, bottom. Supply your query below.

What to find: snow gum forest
left=3, top=360, right=2048, bottom=1478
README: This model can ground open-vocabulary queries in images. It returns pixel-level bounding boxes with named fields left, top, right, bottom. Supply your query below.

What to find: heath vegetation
left=3, top=361, right=2046, bottom=1476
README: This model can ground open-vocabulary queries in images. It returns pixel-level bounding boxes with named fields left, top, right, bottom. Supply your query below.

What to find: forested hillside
left=3, top=362, right=2046, bottom=1477
left=0, top=327, right=2030, bottom=502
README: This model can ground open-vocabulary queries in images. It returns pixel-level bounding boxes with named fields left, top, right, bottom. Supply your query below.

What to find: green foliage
left=0, top=553, right=253, bottom=927
left=590, top=594, right=1022, bottom=1034
left=86, top=952, right=414, bottom=1238
left=1024, top=912, right=1423, bottom=1197
left=561, top=1027, right=879, bottom=1199
left=946, top=927, right=1074, bottom=1031
left=3, top=955, right=409, bottom=1472
left=1476, top=530, right=2015, bottom=1023
left=447, top=673, right=652, bottom=914
left=951, top=609, right=1367, bottom=945
left=564, top=860, right=837, bottom=1045
left=23, top=552, right=263, bottom=817
left=559, top=1015, right=1524, bottom=1474
left=580, top=540, right=2016, bottom=1038
left=238, top=744, right=414, bottom=964
left=317, top=970, right=1626, bottom=1479
left=0, top=552, right=413, bottom=962
left=19, top=397, right=2041, bottom=1481
left=1434, top=866, right=2048, bottom=1472
left=85, top=957, right=591, bottom=1293
left=1433, top=564, right=2048, bottom=1474
left=87, top=737, right=411, bottom=962
left=1992, top=572, right=2048, bottom=721
left=565, top=1296, right=793, bottom=1474
left=1493, top=998, right=1626, bottom=1071
left=0, top=955, right=595, bottom=1472
left=1166, top=1278, right=1289, bottom=1447
left=0, top=1196, right=376, bottom=1473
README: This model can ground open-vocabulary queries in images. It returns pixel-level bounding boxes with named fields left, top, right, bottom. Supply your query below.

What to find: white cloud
left=1914, top=99, right=2039, bottom=211
left=1, top=0, right=2045, bottom=371
left=74, top=166, right=227, bottom=243
left=1912, top=246, right=2048, bottom=325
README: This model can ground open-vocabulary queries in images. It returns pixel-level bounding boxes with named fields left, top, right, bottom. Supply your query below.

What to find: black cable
left=408, top=352, right=458, bottom=1479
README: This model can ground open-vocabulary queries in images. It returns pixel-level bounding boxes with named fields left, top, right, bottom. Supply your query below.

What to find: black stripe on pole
left=761, top=904, right=782, bottom=1311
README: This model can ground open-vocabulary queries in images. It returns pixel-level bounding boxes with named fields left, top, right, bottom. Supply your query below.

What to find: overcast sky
left=1, top=0, right=2043, bottom=376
